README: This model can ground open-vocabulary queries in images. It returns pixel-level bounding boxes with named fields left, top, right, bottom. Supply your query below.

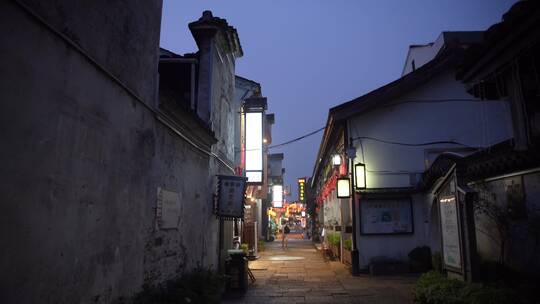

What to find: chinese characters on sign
left=360, top=198, right=413, bottom=234
left=439, top=195, right=462, bottom=270
left=156, top=187, right=181, bottom=230
left=298, top=178, right=306, bottom=202
left=216, top=175, right=247, bottom=219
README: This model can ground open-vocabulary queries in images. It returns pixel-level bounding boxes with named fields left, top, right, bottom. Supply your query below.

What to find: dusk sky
left=160, top=0, right=517, bottom=199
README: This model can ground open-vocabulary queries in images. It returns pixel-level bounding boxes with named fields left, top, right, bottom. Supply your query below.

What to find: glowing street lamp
left=332, top=154, right=341, bottom=166
left=337, top=178, right=351, bottom=198
left=355, top=163, right=366, bottom=189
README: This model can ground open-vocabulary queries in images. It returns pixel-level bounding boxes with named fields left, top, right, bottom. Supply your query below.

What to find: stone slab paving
left=222, top=236, right=417, bottom=304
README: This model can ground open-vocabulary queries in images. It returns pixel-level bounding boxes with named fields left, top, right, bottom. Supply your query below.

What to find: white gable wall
left=348, top=70, right=513, bottom=189
left=402, top=45, right=438, bottom=76
left=347, top=69, right=513, bottom=268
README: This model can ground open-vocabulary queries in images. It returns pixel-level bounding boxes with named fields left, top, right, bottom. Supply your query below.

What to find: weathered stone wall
left=0, top=1, right=228, bottom=303
left=210, top=33, right=237, bottom=164
left=207, top=33, right=242, bottom=270
left=17, top=0, right=162, bottom=103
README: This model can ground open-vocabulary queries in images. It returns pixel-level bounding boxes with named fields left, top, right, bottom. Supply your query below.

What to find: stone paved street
left=222, top=236, right=417, bottom=304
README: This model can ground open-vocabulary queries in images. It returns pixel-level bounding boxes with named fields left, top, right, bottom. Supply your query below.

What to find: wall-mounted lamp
left=332, top=154, right=341, bottom=166
left=337, top=177, right=351, bottom=198
left=355, top=163, right=366, bottom=189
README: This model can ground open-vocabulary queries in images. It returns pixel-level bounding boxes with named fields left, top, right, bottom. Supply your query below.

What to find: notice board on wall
left=439, top=195, right=462, bottom=270
left=360, top=198, right=413, bottom=234
left=156, top=187, right=181, bottom=230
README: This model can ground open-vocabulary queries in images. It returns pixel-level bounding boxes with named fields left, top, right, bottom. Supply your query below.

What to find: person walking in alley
left=282, top=223, right=290, bottom=249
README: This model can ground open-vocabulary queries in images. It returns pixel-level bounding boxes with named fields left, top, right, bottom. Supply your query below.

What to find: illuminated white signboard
left=245, top=112, right=263, bottom=183
left=272, top=185, right=283, bottom=208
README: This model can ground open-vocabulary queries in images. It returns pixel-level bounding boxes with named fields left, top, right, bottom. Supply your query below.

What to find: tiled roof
left=457, top=0, right=540, bottom=80
left=421, top=140, right=540, bottom=191
left=189, top=11, right=243, bottom=57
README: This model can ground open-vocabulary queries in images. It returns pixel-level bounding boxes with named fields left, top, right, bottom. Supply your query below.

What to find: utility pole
left=347, top=138, right=360, bottom=276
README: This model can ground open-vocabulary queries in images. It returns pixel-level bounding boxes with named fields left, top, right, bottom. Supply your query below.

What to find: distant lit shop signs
left=298, top=178, right=306, bottom=202
left=215, top=175, right=247, bottom=220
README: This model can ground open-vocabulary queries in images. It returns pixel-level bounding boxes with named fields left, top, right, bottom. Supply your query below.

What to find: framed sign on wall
left=215, top=175, right=247, bottom=220
left=360, top=197, right=414, bottom=235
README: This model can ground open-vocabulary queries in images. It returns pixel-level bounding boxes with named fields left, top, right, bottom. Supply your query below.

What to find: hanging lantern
left=355, top=163, right=366, bottom=189
left=337, top=178, right=351, bottom=198
left=332, top=154, right=341, bottom=166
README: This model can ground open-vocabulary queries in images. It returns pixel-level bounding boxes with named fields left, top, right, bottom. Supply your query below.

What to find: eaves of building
left=420, top=139, right=540, bottom=192
left=456, top=0, right=540, bottom=83
left=311, top=46, right=463, bottom=188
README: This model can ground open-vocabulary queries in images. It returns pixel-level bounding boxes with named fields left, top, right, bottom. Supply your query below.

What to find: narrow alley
left=3, top=1, right=539, bottom=303
left=223, top=234, right=416, bottom=304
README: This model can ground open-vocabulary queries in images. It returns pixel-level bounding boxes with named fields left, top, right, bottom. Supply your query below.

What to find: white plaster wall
left=210, top=42, right=236, bottom=163
left=402, top=45, right=438, bottom=76
left=323, top=190, right=341, bottom=227
left=355, top=194, right=427, bottom=268
left=347, top=69, right=513, bottom=268
left=349, top=70, right=513, bottom=189
left=401, top=33, right=449, bottom=76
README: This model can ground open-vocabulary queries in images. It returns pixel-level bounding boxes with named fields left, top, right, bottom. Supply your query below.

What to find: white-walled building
left=312, top=31, right=513, bottom=271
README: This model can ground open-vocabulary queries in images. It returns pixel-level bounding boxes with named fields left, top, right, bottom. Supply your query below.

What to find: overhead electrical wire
left=262, top=125, right=473, bottom=151
left=352, top=136, right=473, bottom=148
left=21, top=0, right=478, bottom=172
left=268, top=126, right=326, bottom=149
left=14, top=0, right=236, bottom=173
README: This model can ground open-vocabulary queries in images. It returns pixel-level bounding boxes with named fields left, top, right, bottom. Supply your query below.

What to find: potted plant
left=240, top=243, right=249, bottom=254
left=342, top=238, right=352, bottom=265
left=327, top=232, right=341, bottom=258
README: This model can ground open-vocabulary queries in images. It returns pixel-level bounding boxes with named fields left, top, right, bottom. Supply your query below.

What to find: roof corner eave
left=310, top=114, right=348, bottom=188
left=310, top=114, right=334, bottom=188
